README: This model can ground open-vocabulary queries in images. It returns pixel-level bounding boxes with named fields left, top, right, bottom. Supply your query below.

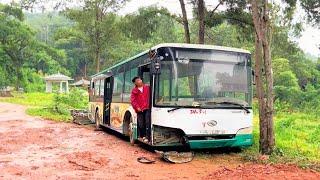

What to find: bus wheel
left=129, top=116, right=136, bottom=145
left=95, top=110, right=100, bottom=130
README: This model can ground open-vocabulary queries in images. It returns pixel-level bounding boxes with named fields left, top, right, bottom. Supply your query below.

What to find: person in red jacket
left=131, top=76, right=150, bottom=143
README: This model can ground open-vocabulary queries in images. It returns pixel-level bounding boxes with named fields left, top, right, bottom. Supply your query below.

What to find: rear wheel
left=95, top=110, right=100, bottom=130
left=128, top=116, right=136, bottom=145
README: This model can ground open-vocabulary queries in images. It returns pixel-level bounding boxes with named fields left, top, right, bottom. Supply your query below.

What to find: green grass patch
left=241, top=112, right=320, bottom=171
left=0, top=91, right=87, bottom=122
left=0, top=92, right=54, bottom=107
left=26, top=107, right=71, bottom=122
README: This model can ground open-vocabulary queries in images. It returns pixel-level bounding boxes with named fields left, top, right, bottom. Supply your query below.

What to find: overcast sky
left=1, top=0, right=319, bottom=57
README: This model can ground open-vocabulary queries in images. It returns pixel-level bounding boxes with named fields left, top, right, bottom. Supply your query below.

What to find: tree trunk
left=179, top=0, right=191, bottom=43
left=197, top=0, right=205, bottom=44
left=95, top=48, right=100, bottom=73
left=251, top=0, right=275, bottom=155
left=94, top=1, right=101, bottom=73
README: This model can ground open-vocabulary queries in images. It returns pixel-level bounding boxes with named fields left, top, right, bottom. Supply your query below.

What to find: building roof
left=71, top=78, right=90, bottom=86
left=44, top=73, right=73, bottom=81
left=93, top=43, right=251, bottom=77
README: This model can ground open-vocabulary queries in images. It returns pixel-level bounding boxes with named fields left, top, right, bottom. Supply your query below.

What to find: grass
left=241, top=112, right=320, bottom=171
left=0, top=92, right=54, bottom=107
left=26, top=107, right=71, bottom=122
left=0, top=92, right=72, bottom=122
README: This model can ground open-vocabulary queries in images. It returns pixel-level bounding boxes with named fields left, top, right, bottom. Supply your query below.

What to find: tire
left=128, top=116, right=136, bottom=145
left=95, top=110, right=100, bottom=129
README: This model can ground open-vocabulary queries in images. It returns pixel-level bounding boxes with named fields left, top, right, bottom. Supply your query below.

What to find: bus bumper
left=188, top=134, right=253, bottom=149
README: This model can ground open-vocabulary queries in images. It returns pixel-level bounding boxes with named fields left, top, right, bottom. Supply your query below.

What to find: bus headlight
left=237, top=127, right=252, bottom=134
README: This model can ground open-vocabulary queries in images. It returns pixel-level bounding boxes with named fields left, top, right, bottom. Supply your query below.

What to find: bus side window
left=112, top=73, right=124, bottom=102
left=95, top=80, right=100, bottom=97
left=90, top=81, right=95, bottom=98
left=100, top=79, right=104, bottom=97
left=123, top=70, right=132, bottom=102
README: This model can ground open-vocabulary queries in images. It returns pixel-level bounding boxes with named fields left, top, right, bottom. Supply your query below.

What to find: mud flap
left=155, top=150, right=194, bottom=164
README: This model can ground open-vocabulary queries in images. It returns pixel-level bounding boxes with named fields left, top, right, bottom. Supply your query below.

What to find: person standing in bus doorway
left=130, top=76, right=150, bottom=143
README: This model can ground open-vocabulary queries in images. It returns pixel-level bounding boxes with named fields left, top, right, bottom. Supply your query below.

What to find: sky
left=1, top=0, right=319, bottom=57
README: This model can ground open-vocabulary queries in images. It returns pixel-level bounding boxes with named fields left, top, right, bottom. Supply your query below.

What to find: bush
left=51, top=88, right=88, bottom=115
left=21, top=68, right=45, bottom=92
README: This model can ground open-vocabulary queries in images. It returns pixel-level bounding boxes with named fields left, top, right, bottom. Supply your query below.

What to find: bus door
left=139, top=64, right=151, bottom=84
left=138, top=64, right=152, bottom=140
left=103, top=76, right=113, bottom=126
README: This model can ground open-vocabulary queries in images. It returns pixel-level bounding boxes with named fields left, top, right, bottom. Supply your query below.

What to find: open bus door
left=103, top=76, right=113, bottom=126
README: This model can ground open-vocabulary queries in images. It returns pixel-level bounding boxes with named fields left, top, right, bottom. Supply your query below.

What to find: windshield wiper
left=167, top=107, right=181, bottom=113
left=210, top=101, right=251, bottom=113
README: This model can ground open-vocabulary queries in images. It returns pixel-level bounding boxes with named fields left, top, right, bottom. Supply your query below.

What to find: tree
left=178, top=0, right=191, bottom=43
left=54, top=28, right=89, bottom=77
left=120, top=6, right=178, bottom=44
left=197, top=0, right=205, bottom=44
left=300, top=0, right=320, bottom=26
left=65, top=0, right=127, bottom=73
left=250, top=0, right=275, bottom=154
left=0, top=4, right=35, bottom=89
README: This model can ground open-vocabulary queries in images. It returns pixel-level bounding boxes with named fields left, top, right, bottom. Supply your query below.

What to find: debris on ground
left=155, top=150, right=194, bottom=164
left=71, top=109, right=93, bottom=125
left=137, top=157, right=156, bottom=164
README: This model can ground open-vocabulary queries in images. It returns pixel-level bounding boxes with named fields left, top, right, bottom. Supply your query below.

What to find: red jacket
left=130, top=84, right=150, bottom=113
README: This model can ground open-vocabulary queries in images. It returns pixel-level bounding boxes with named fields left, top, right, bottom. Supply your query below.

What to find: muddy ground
left=0, top=102, right=319, bottom=179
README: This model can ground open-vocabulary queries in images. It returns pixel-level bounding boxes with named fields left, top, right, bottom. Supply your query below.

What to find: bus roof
left=92, top=43, right=250, bottom=77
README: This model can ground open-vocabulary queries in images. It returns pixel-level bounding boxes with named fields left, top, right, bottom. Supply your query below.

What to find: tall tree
left=65, top=0, right=127, bottom=73
left=197, top=0, right=205, bottom=44
left=250, top=0, right=274, bottom=154
left=179, top=0, right=191, bottom=43
left=0, top=4, right=34, bottom=89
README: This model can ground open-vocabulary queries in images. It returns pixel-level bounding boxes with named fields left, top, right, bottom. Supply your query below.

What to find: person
left=130, top=76, right=150, bottom=143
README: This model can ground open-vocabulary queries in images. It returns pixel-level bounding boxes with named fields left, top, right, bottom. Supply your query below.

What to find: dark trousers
left=137, top=109, right=150, bottom=139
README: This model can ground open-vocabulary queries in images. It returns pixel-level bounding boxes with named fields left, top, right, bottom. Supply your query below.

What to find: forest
left=0, top=0, right=319, bottom=170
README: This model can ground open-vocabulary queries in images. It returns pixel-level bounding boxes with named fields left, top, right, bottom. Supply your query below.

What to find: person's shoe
left=142, top=137, right=149, bottom=143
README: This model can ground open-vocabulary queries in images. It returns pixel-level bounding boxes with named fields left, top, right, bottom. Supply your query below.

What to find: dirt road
left=0, top=102, right=319, bottom=179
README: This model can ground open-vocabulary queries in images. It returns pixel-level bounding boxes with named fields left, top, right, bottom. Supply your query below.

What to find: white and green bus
left=89, top=43, right=253, bottom=149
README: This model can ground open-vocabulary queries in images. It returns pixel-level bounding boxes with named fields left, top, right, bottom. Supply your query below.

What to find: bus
left=88, top=43, right=253, bottom=149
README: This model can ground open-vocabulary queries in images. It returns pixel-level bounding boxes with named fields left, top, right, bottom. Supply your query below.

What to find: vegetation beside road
left=241, top=105, right=320, bottom=171
left=0, top=89, right=88, bottom=122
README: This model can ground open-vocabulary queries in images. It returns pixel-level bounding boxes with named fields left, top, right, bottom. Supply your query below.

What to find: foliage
left=51, top=88, right=88, bottom=115
left=63, top=0, right=128, bottom=73
left=21, top=68, right=45, bottom=92
left=0, top=3, right=70, bottom=91
left=241, top=110, right=320, bottom=170
left=0, top=4, right=35, bottom=88
left=0, top=92, right=54, bottom=107
left=0, top=89, right=88, bottom=121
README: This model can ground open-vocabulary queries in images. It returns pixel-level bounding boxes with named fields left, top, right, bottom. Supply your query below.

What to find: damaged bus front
left=151, top=45, right=253, bottom=149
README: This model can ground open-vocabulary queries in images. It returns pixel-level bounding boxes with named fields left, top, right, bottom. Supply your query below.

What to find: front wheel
left=128, top=116, right=136, bottom=145
left=95, top=110, right=100, bottom=130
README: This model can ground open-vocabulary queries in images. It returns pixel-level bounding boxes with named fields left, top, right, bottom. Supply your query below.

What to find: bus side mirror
left=252, top=70, right=256, bottom=85
left=151, top=56, right=162, bottom=74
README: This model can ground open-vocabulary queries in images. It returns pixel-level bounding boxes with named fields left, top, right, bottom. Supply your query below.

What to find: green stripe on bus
left=188, top=134, right=253, bottom=149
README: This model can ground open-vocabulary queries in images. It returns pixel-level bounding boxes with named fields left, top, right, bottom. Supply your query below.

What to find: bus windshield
left=154, top=48, right=252, bottom=108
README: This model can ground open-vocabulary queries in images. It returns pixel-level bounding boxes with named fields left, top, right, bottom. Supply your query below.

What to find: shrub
left=21, top=68, right=45, bottom=92
left=51, top=88, right=88, bottom=115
